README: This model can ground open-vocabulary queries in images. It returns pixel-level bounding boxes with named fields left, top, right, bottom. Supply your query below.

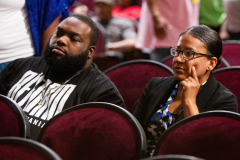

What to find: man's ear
left=207, top=57, right=218, bottom=71
left=88, top=46, right=95, bottom=58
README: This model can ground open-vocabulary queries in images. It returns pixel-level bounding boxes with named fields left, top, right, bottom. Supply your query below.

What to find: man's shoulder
left=10, top=57, right=45, bottom=67
left=83, top=63, right=119, bottom=91
left=87, top=63, right=111, bottom=83
left=5, top=57, right=46, bottom=74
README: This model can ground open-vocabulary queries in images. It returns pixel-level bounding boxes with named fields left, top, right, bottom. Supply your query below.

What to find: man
left=92, top=0, right=137, bottom=59
left=0, top=14, right=125, bottom=140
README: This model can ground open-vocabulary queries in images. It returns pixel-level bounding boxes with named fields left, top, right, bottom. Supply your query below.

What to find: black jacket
left=133, top=74, right=238, bottom=132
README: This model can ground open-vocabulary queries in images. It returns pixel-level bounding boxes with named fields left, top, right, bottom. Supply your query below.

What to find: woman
left=133, top=25, right=238, bottom=157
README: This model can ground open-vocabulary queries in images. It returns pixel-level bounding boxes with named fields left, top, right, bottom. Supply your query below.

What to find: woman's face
left=172, top=34, right=213, bottom=84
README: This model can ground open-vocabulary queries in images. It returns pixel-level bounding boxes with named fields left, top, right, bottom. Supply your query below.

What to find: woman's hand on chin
left=179, top=66, right=200, bottom=117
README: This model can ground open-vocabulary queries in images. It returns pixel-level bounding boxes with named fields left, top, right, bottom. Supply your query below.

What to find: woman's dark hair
left=70, top=14, right=99, bottom=47
left=180, top=25, right=222, bottom=69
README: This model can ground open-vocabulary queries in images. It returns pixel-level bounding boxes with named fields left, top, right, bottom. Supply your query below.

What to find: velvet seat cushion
left=214, top=69, right=240, bottom=112
left=40, top=107, right=139, bottom=160
left=106, top=64, right=173, bottom=113
left=156, top=116, right=240, bottom=160
left=0, top=144, right=50, bottom=160
left=0, top=101, right=21, bottom=137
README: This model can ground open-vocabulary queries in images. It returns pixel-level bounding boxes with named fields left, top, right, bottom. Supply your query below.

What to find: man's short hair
left=70, top=14, right=99, bottom=47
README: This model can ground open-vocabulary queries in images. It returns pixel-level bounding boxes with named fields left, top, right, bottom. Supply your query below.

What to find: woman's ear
left=88, top=46, right=95, bottom=59
left=207, top=57, right=218, bottom=71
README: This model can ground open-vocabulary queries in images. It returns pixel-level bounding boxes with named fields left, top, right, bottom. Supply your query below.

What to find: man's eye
left=71, top=37, right=79, bottom=42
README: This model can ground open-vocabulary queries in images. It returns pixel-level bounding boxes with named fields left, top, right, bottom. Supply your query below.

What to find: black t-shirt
left=0, top=57, right=125, bottom=140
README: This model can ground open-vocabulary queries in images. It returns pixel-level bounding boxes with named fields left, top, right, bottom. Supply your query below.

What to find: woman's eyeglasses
left=169, top=47, right=213, bottom=60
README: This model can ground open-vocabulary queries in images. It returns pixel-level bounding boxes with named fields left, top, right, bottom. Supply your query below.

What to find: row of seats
left=0, top=95, right=146, bottom=160
left=1, top=94, right=240, bottom=160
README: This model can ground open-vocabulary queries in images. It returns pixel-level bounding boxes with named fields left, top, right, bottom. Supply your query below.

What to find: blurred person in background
left=92, top=0, right=137, bottom=60
left=112, top=0, right=141, bottom=20
left=0, top=0, right=74, bottom=72
left=220, top=0, right=240, bottom=40
left=199, top=0, right=226, bottom=33
left=135, top=0, right=199, bottom=62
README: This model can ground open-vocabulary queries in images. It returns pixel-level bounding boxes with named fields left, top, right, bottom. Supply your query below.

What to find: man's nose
left=57, top=36, right=67, bottom=46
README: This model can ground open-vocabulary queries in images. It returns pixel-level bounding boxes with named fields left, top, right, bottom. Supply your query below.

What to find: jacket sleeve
left=212, top=88, right=238, bottom=113
left=133, top=78, right=158, bottom=121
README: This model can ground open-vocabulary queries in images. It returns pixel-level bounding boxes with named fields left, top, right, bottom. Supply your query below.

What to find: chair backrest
left=0, top=94, right=30, bottom=138
left=141, top=155, right=204, bottom=160
left=103, top=59, right=174, bottom=113
left=38, top=102, right=147, bottom=160
left=222, top=40, right=240, bottom=66
left=154, top=111, right=240, bottom=160
left=162, top=57, right=173, bottom=69
left=0, top=137, right=61, bottom=160
left=213, top=66, right=240, bottom=112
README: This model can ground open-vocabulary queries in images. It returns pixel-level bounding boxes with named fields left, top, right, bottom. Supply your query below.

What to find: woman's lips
left=174, top=67, right=185, bottom=73
left=174, top=67, right=184, bottom=70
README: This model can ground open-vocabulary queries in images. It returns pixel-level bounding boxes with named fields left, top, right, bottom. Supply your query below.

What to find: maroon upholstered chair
left=0, top=137, right=61, bottom=160
left=103, top=60, right=174, bottom=113
left=153, top=111, right=240, bottom=160
left=222, top=40, right=240, bottom=66
left=213, top=66, right=240, bottom=112
left=0, top=94, right=30, bottom=138
left=162, top=57, right=173, bottom=69
left=38, top=102, right=147, bottom=160
left=141, top=155, right=204, bottom=160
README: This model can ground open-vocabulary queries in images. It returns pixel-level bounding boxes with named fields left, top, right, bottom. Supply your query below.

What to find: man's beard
left=43, top=41, right=89, bottom=75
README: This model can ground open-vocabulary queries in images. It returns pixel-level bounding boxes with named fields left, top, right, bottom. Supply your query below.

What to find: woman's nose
left=175, top=52, right=185, bottom=62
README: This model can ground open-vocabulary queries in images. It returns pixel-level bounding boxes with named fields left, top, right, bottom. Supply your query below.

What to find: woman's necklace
left=37, top=71, right=81, bottom=107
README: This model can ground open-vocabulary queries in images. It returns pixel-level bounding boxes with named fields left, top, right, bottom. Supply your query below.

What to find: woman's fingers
left=191, top=66, right=199, bottom=83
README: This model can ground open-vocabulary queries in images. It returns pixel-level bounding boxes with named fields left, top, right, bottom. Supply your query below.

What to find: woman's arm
left=179, top=66, right=200, bottom=118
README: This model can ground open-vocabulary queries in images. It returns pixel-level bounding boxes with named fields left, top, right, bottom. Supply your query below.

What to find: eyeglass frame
left=169, top=47, right=214, bottom=60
